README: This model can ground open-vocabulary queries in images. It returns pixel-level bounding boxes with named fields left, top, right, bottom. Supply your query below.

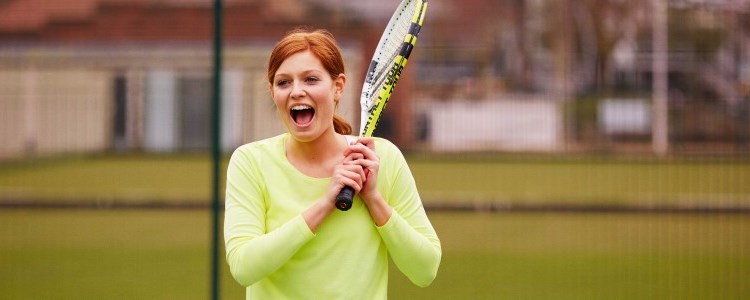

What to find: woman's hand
left=343, top=137, right=380, bottom=201
left=344, top=137, right=391, bottom=226
left=328, top=158, right=367, bottom=200
left=305, top=152, right=366, bottom=233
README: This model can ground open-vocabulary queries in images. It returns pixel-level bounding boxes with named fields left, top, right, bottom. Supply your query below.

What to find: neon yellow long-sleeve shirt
left=224, top=133, right=441, bottom=299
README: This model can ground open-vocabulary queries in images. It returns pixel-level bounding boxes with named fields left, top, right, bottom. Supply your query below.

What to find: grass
left=0, top=154, right=748, bottom=298
left=1, top=210, right=748, bottom=299
left=408, top=154, right=750, bottom=207
left=0, top=209, right=228, bottom=299
left=0, top=153, right=748, bottom=207
left=393, top=212, right=750, bottom=299
left=0, top=154, right=212, bottom=203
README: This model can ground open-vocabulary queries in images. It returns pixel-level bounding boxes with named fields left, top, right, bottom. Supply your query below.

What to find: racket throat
left=359, top=110, right=372, bottom=136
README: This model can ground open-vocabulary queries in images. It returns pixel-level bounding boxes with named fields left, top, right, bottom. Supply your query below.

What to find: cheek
left=271, top=92, right=287, bottom=116
left=272, top=87, right=288, bottom=105
left=312, top=89, right=336, bottom=113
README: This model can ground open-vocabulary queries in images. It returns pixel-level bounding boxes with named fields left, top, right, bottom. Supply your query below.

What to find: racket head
left=358, top=0, right=428, bottom=137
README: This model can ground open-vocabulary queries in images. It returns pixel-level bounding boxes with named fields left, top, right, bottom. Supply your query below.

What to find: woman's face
left=271, top=50, right=345, bottom=142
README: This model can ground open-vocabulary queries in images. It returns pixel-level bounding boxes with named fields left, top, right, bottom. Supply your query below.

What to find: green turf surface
left=0, top=154, right=748, bottom=207
left=0, top=154, right=748, bottom=298
left=1, top=210, right=748, bottom=299
left=408, top=155, right=750, bottom=207
left=0, top=155, right=212, bottom=203
left=393, top=212, right=750, bottom=299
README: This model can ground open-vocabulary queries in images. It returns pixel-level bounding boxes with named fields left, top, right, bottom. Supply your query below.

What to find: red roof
left=0, top=0, right=99, bottom=32
left=0, top=0, right=368, bottom=42
left=0, top=0, right=498, bottom=48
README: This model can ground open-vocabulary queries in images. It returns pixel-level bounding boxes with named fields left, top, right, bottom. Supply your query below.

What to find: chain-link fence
left=1, top=1, right=749, bottom=299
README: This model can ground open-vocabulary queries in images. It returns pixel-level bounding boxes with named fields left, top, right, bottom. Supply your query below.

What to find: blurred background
left=0, top=0, right=748, bottom=299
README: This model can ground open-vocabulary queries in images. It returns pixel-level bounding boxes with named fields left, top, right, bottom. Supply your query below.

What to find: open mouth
left=290, top=105, right=315, bottom=126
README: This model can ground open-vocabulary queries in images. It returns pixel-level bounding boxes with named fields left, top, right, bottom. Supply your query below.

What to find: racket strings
left=364, top=1, right=419, bottom=110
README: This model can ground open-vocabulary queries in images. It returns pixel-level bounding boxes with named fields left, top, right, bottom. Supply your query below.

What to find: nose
left=290, top=82, right=305, bottom=98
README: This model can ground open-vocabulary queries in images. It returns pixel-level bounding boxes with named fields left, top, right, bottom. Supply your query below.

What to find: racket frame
left=335, top=0, right=428, bottom=211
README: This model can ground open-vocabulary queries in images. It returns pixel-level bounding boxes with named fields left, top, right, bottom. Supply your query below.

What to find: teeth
left=291, top=105, right=312, bottom=111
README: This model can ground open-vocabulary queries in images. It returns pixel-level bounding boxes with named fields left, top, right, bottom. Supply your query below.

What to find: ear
left=333, top=73, right=346, bottom=100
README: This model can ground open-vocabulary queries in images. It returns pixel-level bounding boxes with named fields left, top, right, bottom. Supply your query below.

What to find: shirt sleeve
left=375, top=141, right=442, bottom=287
left=223, top=147, right=316, bottom=287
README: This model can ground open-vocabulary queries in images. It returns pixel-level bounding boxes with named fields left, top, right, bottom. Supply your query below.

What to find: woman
left=224, top=28, right=441, bottom=299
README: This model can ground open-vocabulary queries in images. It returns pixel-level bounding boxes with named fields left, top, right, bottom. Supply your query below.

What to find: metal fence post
left=211, top=0, right=223, bottom=299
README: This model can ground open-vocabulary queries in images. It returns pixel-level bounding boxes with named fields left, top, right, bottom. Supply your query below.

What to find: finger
left=343, top=138, right=374, bottom=156
left=334, top=171, right=361, bottom=191
left=343, top=152, right=365, bottom=163
left=354, top=163, right=367, bottom=182
left=347, top=143, right=371, bottom=154
left=338, top=165, right=365, bottom=186
left=342, top=177, right=362, bottom=192
left=348, top=144, right=378, bottom=161
left=350, top=158, right=377, bottom=169
left=342, top=145, right=362, bottom=157
left=355, top=137, right=375, bottom=150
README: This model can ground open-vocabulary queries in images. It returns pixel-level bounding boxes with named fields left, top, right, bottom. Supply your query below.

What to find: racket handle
left=335, top=186, right=355, bottom=211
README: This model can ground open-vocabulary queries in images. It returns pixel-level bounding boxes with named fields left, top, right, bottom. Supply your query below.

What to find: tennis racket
left=335, top=0, right=428, bottom=211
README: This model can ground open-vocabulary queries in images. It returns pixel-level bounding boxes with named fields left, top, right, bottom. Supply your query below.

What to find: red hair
left=267, top=28, right=352, bottom=135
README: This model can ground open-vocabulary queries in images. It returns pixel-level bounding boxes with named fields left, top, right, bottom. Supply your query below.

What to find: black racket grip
left=335, top=186, right=355, bottom=211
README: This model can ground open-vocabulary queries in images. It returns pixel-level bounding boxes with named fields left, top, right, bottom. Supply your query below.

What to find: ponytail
left=333, top=114, right=352, bottom=135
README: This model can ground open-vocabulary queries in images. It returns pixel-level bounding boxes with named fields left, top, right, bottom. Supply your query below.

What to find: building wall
left=0, top=69, right=111, bottom=158
left=417, top=96, right=563, bottom=152
left=0, top=70, right=26, bottom=158
left=0, top=44, right=362, bottom=159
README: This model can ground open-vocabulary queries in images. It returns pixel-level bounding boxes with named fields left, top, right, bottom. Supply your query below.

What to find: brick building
left=0, top=0, right=421, bottom=158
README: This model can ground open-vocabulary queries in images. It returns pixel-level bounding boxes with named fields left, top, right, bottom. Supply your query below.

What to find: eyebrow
left=274, top=69, right=326, bottom=79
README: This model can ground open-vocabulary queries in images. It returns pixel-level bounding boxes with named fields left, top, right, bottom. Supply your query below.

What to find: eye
left=275, top=79, right=290, bottom=87
left=305, top=76, right=320, bottom=84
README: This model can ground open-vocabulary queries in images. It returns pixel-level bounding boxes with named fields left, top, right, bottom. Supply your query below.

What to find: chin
left=288, top=128, right=320, bottom=143
left=289, top=124, right=336, bottom=143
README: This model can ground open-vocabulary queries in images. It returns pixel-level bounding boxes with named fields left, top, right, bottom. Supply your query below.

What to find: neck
left=286, top=128, right=347, bottom=165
